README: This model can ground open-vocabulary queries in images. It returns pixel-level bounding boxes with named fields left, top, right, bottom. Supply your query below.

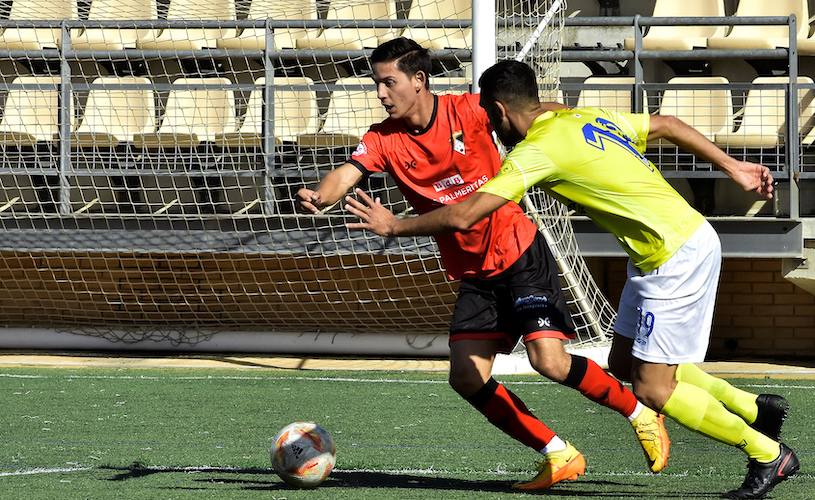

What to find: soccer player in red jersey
left=297, top=37, right=669, bottom=489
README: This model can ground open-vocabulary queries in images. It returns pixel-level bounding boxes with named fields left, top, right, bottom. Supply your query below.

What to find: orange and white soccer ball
left=271, top=422, right=336, bottom=488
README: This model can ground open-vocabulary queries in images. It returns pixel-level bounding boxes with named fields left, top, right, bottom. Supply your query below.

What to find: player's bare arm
left=345, top=188, right=508, bottom=237
left=297, top=163, right=364, bottom=214
left=648, top=114, right=774, bottom=200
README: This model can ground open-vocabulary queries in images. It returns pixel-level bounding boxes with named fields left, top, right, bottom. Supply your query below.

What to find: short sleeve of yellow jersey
left=478, top=142, right=555, bottom=203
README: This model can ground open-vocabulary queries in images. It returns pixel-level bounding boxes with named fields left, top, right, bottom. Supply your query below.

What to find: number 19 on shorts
left=635, top=306, right=655, bottom=345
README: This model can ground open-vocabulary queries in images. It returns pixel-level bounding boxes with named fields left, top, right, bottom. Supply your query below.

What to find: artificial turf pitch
left=1, top=367, right=812, bottom=499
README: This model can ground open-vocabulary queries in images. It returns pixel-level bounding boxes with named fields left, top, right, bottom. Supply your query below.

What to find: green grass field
left=1, top=366, right=812, bottom=499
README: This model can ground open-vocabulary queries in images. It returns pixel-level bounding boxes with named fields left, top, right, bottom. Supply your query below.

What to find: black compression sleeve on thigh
left=465, top=377, right=499, bottom=407
left=562, top=354, right=588, bottom=389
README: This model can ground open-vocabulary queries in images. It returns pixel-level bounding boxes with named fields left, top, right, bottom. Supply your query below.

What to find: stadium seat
left=576, top=77, right=644, bottom=112
left=401, top=0, right=471, bottom=50
left=715, top=76, right=814, bottom=148
left=0, top=76, right=62, bottom=145
left=0, top=0, right=78, bottom=50
left=706, top=0, right=808, bottom=50
left=132, top=77, right=236, bottom=148
left=216, top=77, right=319, bottom=147
left=71, top=0, right=159, bottom=50
left=136, top=0, right=237, bottom=51
left=655, top=76, right=733, bottom=141
left=430, top=77, right=470, bottom=95
left=297, top=77, right=388, bottom=147
left=73, top=77, right=156, bottom=148
left=296, top=1, right=397, bottom=50
left=623, top=0, right=726, bottom=50
left=217, top=0, right=318, bottom=51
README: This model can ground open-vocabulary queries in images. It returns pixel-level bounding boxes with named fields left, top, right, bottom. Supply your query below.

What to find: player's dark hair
left=478, top=60, right=540, bottom=109
left=371, top=37, right=431, bottom=89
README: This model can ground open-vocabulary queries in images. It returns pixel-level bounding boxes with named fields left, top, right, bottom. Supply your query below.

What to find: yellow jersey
left=480, top=107, right=705, bottom=272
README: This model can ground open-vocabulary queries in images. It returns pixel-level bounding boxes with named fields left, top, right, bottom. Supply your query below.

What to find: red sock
left=466, top=378, right=555, bottom=450
left=564, top=355, right=638, bottom=417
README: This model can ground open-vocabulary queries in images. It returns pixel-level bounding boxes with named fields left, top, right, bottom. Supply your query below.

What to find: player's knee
left=631, top=381, right=672, bottom=411
left=448, top=369, right=486, bottom=398
left=527, top=344, right=570, bottom=382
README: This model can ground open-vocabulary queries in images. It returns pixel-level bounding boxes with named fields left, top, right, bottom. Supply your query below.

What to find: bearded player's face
left=481, top=99, right=524, bottom=149
left=372, top=60, right=422, bottom=120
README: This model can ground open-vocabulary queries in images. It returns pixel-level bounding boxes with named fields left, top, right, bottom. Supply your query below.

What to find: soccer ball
left=270, top=422, right=336, bottom=488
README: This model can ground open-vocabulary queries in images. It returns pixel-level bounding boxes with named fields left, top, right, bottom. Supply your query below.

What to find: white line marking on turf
left=0, top=373, right=813, bottom=390
left=0, top=467, right=90, bottom=477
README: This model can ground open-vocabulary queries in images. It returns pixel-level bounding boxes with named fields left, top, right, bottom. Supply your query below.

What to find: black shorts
left=449, top=231, right=576, bottom=353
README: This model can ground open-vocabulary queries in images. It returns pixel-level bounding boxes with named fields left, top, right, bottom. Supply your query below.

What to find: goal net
left=0, top=0, right=615, bottom=353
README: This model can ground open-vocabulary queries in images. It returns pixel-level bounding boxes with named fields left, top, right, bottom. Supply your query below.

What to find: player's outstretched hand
left=345, top=188, right=397, bottom=237
left=296, top=187, right=322, bottom=214
left=729, top=160, right=774, bottom=200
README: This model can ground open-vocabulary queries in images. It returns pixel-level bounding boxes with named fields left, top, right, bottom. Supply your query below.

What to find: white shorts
left=613, top=220, right=722, bottom=364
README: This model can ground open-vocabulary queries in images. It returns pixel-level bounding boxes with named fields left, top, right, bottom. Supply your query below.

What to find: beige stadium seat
left=707, top=0, right=808, bottom=50
left=136, top=0, right=237, bottom=51
left=0, top=76, right=62, bottom=146
left=296, top=1, right=397, bottom=50
left=540, top=88, right=565, bottom=103
left=656, top=76, right=733, bottom=141
left=430, top=77, right=469, bottom=95
left=73, top=77, right=156, bottom=148
left=217, top=0, right=318, bottom=51
left=297, top=77, right=388, bottom=147
left=402, top=0, right=471, bottom=50
left=133, top=78, right=236, bottom=148
left=715, top=77, right=813, bottom=148
left=216, top=77, right=319, bottom=147
left=71, top=0, right=159, bottom=50
left=0, top=0, right=78, bottom=50
left=576, top=77, right=644, bottom=112
left=623, top=0, right=726, bottom=50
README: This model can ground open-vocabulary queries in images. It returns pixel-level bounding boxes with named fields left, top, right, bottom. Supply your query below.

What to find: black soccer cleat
left=722, top=443, right=800, bottom=499
left=750, top=394, right=789, bottom=441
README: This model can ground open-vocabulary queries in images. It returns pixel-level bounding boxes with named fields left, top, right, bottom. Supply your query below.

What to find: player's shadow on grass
left=102, top=464, right=720, bottom=497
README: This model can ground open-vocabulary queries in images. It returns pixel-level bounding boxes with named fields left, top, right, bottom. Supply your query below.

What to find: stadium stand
left=295, top=0, right=397, bottom=50
left=623, top=0, right=726, bottom=50
left=215, top=77, right=319, bottom=147
left=132, top=77, right=237, bottom=148
left=216, top=0, right=319, bottom=51
left=0, top=0, right=78, bottom=50
left=430, top=77, right=470, bottom=95
left=714, top=76, right=814, bottom=149
left=70, top=0, right=159, bottom=51
left=73, top=77, right=156, bottom=148
left=135, top=0, right=237, bottom=50
left=0, top=76, right=62, bottom=146
left=654, top=76, right=734, bottom=142
left=297, top=77, right=388, bottom=147
left=576, top=76, right=641, bottom=112
left=706, top=0, right=808, bottom=49
left=402, top=0, right=472, bottom=50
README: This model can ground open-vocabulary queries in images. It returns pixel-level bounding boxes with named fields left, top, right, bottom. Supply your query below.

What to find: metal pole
left=788, top=14, right=800, bottom=219
left=263, top=18, right=276, bottom=216
left=471, top=0, right=496, bottom=93
left=633, top=15, right=644, bottom=113
left=58, top=22, right=72, bottom=215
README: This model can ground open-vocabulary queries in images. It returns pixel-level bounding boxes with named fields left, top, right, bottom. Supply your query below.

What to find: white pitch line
left=0, top=466, right=90, bottom=477
left=0, top=373, right=814, bottom=390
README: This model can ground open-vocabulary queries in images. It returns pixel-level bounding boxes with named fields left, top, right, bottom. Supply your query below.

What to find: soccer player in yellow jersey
left=345, top=60, right=799, bottom=499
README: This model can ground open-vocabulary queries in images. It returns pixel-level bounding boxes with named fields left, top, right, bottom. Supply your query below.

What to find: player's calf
left=749, top=394, right=789, bottom=441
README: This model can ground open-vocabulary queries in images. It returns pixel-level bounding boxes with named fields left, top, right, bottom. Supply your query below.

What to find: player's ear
left=414, top=71, right=426, bottom=92
left=495, top=100, right=509, bottom=120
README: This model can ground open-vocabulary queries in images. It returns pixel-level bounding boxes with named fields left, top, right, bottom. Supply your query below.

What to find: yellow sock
left=663, top=381, right=779, bottom=462
left=676, top=364, right=758, bottom=423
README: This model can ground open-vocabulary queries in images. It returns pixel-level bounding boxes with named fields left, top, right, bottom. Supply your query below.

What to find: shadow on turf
left=100, top=463, right=720, bottom=497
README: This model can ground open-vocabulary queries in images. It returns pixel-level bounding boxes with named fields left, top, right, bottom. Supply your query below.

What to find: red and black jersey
left=348, top=93, right=537, bottom=280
